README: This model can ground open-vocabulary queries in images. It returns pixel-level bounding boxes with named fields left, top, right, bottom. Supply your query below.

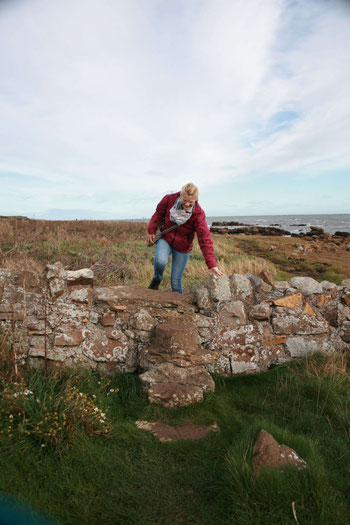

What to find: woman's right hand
left=147, top=233, right=155, bottom=245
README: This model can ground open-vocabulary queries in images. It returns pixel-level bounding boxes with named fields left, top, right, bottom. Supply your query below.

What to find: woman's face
left=181, top=194, right=196, bottom=210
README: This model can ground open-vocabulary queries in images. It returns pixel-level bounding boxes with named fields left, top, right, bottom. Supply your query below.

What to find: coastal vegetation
left=1, top=217, right=350, bottom=523
left=0, top=217, right=349, bottom=289
left=0, top=342, right=349, bottom=524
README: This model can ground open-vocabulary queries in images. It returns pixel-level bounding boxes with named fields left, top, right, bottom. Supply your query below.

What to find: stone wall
left=1, top=263, right=349, bottom=406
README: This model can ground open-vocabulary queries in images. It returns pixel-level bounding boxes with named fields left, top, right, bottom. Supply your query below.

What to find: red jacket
left=148, top=192, right=217, bottom=269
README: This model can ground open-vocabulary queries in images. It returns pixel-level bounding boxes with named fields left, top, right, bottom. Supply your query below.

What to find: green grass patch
left=1, top=354, right=350, bottom=524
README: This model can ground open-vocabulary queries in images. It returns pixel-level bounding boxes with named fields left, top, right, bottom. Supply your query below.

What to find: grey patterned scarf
left=169, top=196, right=194, bottom=225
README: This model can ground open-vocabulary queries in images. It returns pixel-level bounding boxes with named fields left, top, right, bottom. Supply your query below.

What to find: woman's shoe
left=148, top=278, right=161, bottom=290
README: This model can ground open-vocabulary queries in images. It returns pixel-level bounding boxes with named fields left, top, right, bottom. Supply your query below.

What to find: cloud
left=0, top=0, right=349, bottom=217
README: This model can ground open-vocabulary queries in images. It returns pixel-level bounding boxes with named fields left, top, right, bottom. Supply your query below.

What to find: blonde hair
left=180, top=182, right=199, bottom=201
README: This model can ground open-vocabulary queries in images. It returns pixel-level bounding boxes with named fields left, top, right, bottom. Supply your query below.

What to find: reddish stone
left=273, top=293, right=302, bottom=308
left=259, top=270, right=275, bottom=287
left=317, top=295, right=325, bottom=307
left=82, top=331, right=128, bottom=362
left=54, top=329, right=85, bottom=346
left=253, top=430, right=307, bottom=473
left=261, top=336, right=287, bottom=346
left=101, top=312, right=115, bottom=326
left=303, top=303, right=316, bottom=316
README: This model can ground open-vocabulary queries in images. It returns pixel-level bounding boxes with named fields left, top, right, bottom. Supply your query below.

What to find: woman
left=147, top=182, right=223, bottom=294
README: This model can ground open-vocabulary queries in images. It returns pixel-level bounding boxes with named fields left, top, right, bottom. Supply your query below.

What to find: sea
left=206, top=214, right=350, bottom=235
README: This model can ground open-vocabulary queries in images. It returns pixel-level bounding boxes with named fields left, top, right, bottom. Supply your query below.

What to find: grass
left=0, top=352, right=350, bottom=524
left=0, top=218, right=277, bottom=290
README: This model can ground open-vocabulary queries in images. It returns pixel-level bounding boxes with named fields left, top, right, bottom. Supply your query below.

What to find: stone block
left=250, top=302, right=271, bottom=320
left=290, top=276, right=323, bottom=295
left=258, top=270, right=275, bottom=287
left=54, top=329, right=85, bottom=346
left=211, top=324, right=259, bottom=350
left=303, top=303, right=316, bottom=316
left=273, top=293, right=302, bottom=308
left=82, top=329, right=129, bottom=362
left=49, top=278, right=66, bottom=298
left=69, top=288, right=92, bottom=304
left=272, top=313, right=329, bottom=335
left=217, top=301, right=247, bottom=327
left=101, top=312, right=116, bottom=326
left=139, top=363, right=215, bottom=392
left=230, top=274, right=254, bottom=302
left=128, top=309, right=157, bottom=331
left=191, top=284, right=211, bottom=309
left=285, top=335, right=332, bottom=357
left=46, top=262, right=65, bottom=281
left=148, top=383, right=204, bottom=407
left=66, top=269, right=94, bottom=285
left=207, top=275, right=231, bottom=302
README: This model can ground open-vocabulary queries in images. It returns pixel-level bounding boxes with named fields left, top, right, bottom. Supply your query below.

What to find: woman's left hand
left=209, top=266, right=224, bottom=276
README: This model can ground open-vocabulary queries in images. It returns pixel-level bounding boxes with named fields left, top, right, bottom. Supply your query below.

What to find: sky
left=0, top=0, right=350, bottom=220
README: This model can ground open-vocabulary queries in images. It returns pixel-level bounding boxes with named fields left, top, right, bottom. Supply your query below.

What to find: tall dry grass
left=0, top=218, right=276, bottom=287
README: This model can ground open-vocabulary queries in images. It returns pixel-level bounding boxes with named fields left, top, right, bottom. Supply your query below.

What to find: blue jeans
left=153, top=238, right=191, bottom=294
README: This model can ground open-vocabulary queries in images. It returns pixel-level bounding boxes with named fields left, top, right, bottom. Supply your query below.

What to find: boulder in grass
left=252, top=429, right=308, bottom=473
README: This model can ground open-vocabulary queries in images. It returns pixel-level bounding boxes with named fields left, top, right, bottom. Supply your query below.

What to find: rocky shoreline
left=210, top=222, right=350, bottom=239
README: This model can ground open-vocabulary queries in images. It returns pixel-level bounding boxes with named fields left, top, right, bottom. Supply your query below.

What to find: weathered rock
left=252, top=429, right=307, bottom=473
left=230, top=274, right=254, bottom=302
left=289, top=277, right=323, bottom=295
left=340, top=320, right=350, bottom=343
left=273, top=293, right=302, bottom=308
left=54, top=329, right=85, bottom=346
left=320, top=280, right=338, bottom=291
left=285, top=335, right=333, bottom=357
left=272, top=313, right=329, bottom=335
left=260, top=339, right=289, bottom=366
left=46, top=262, right=65, bottom=281
left=191, top=284, right=211, bottom=309
left=139, top=363, right=215, bottom=392
left=217, top=301, right=247, bottom=326
left=82, top=328, right=129, bottom=363
left=341, top=279, right=350, bottom=288
left=12, top=270, right=42, bottom=292
left=69, top=288, right=92, bottom=304
left=303, top=303, right=317, bottom=316
left=139, top=320, right=217, bottom=369
left=212, top=353, right=258, bottom=375
left=343, top=294, right=350, bottom=307
left=128, top=309, right=157, bottom=331
left=48, top=278, right=66, bottom=299
left=211, top=324, right=260, bottom=350
left=207, top=275, right=231, bottom=302
left=248, top=275, right=272, bottom=298
left=258, top=270, right=275, bottom=287
left=101, top=312, right=115, bottom=326
left=135, top=420, right=218, bottom=441
left=66, top=269, right=94, bottom=285
left=148, top=383, right=204, bottom=407
left=250, top=302, right=271, bottom=321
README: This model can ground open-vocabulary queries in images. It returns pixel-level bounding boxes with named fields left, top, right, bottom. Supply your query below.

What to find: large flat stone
left=272, top=314, right=329, bottom=335
left=139, top=363, right=215, bottom=392
left=148, top=383, right=204, bottom=407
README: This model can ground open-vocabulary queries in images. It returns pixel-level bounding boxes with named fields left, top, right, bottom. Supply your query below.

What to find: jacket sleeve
left=195, top=211, right=217, bottom=269
left=147, top=194, right=169, bottom=234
